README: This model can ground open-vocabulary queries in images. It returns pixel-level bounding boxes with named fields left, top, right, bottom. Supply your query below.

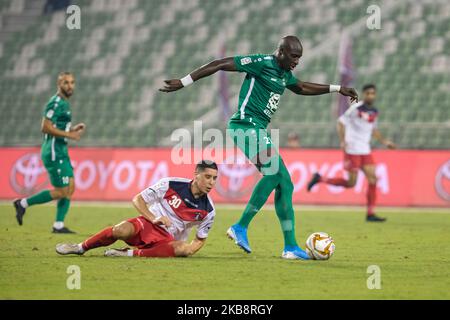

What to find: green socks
left=24, top=190, right=71, bottom=224
left=237, top=156, right=298, bottom=247
left=274, top=185, right=297, bottom=247
left=237, top=173, right=279, bottom=227
left=26, top=190, right=53, bottom=206
left=56, top=198, right=71, bottom=222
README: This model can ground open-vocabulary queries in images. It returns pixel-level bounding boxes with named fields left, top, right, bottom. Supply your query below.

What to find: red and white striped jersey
left=338, top=101, right=379, bottom=155
left=140, top=177, right=215, bottom=241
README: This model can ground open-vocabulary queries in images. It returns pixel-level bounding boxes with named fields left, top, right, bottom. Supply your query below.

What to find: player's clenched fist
left=159, top=79, right=183, bottom=92
left=151, top=216, right=172, bottom=227
left=72, top=123, right=86, bottom=132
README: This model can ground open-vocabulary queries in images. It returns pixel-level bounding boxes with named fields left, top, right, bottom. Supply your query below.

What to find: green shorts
left=42, top=155, right=73, bottom=187
left=228, top=118, right=279, bottom=174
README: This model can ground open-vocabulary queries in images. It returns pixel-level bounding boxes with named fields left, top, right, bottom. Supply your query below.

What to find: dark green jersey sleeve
left=233, top=54, right=266, bottom=77
left=286, top=71, right=299, bottom=87
left=43, top=100, right=58, bottom=122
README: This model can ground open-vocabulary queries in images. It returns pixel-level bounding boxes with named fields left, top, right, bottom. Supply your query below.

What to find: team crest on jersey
left=240, top=57, right=252, bottom=65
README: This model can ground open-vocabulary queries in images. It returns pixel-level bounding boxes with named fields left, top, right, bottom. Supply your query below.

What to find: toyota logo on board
left=215, top=154, right=260, bottom=199
left=435, top=160, right=450, bottom=202
left=10, top=153, right=49, bottom=195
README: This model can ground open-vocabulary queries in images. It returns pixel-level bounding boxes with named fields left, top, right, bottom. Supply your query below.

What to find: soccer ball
left=305, top=232, right=335, bottom=260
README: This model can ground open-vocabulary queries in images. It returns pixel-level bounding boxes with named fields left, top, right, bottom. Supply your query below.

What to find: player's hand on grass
left=339, top=87, right=358, bottom=103
left=159, top=79, right=183, bottom=92
left=152, top=216, right=172, bottom=228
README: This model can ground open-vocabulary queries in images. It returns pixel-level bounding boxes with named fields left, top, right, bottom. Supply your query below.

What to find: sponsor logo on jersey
left=240, top=57, right=252, bottom=65
left=265, top=92, right=281, bottom=117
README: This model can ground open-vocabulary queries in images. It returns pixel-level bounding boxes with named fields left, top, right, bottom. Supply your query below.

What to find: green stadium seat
left=0, top=0, right=449, bottom=149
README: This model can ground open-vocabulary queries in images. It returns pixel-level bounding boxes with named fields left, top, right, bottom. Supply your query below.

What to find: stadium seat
left=0, top=0, right=448, bottom=149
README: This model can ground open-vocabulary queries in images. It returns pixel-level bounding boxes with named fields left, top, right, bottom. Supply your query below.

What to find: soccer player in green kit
left=160, top=36, right=358, bottom=259
left=13, top=72, right=86, bottom=233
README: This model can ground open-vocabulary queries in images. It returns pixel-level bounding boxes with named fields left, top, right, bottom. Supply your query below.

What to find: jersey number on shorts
left=168, top=195, right=182, bottom=208
left=263, top=137, right=272, bottom=145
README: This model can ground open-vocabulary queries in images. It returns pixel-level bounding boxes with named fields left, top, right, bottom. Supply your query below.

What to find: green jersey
left=230, top=54, right=298, bottom=128
left=41, top=94, right=72, bottom=161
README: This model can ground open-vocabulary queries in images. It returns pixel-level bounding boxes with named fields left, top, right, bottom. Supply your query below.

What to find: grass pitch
left=0, top=203, right=449, bottom=300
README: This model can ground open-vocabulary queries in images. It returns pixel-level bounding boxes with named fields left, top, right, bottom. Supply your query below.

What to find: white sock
left=127, top=250, right=134, bottom=257
left=77, top=243, right=85, bottom=253
left=53, top=221, right=64, bottom=229
left=20, top=198, right=28, bottom=208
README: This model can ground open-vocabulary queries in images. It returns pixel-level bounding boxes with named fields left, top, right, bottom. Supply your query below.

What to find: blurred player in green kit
left=13, top=72, right=86, bottom=233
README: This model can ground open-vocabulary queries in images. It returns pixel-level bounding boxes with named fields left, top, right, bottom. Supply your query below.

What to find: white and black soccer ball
left=305, top=232, right=335, bottom=260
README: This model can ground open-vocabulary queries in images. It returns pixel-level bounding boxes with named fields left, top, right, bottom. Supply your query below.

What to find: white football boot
left=56, top=243, right=84, bottom=255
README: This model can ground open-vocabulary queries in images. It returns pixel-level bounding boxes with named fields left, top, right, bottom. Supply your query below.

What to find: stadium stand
left=0, top=0, right=449, bottom=148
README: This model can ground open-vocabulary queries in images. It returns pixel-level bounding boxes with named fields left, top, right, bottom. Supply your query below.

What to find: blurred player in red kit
left=56, top=160, right=217, bottom=257
left=307, top=84, right=396, bottom=222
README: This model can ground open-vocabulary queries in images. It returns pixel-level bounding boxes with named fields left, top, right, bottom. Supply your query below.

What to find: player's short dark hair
left=57, top=71, right=74, bottom=83
left=196, top=160, right=218, bottom=172
left=362, top=83, right=376, bottom=92
left=58, top=71, right=74, bottom=77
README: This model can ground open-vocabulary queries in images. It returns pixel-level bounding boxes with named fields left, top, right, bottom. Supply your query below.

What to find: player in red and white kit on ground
left=307, top=84, right=396, bottom=222
left=56, top=160, right=218, bottom=257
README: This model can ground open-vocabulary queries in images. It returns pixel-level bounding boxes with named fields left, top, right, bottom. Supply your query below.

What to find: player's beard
left=61, top=88, right=73, bottom=98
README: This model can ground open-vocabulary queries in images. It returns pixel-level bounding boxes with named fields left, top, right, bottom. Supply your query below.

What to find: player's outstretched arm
left=288, top=81, right=358, bottom=103
left=159, top=57, right=237, bottom=93
left=372, top=128, right=396, bottom=149
left=41, top=118, right=82, bottom=141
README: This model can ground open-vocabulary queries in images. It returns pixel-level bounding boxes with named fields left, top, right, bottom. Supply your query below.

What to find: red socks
left=322, top=177, right=349, bottom=187
left=133, top=242, right=176, bottom=258
left=82, top=227, right=116, bottom=251
left=367, top=184, right=377, bottom=216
